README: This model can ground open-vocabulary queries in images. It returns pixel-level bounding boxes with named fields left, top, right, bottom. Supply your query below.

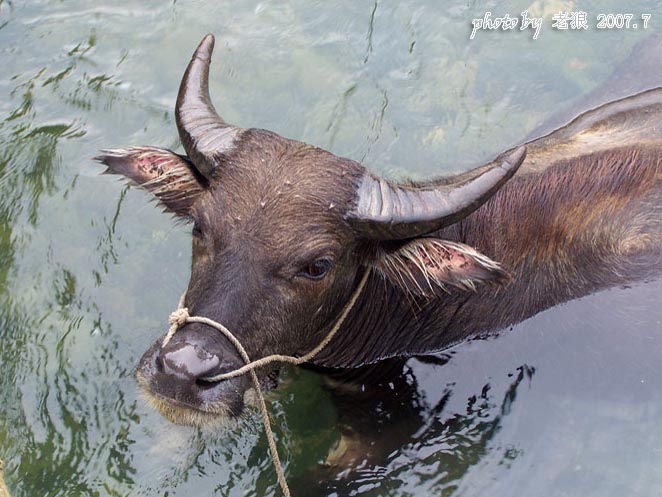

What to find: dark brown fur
left=312, top=98, right=662, bottom=368
left=101, top=85, right=662, bottom=426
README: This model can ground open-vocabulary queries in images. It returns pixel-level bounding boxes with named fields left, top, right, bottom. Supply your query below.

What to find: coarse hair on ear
left=94, top=146, right=206, bottom=217
left=374, top=238, right=511, bottom=297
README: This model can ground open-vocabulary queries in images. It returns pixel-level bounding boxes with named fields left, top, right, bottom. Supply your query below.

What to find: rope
left=0, top=457, right=10, bottom=497
left=161, top=268, right=371, bottom=497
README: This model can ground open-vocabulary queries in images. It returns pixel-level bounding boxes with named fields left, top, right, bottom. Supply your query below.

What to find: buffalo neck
left=315, top=144, right=662, bottom=369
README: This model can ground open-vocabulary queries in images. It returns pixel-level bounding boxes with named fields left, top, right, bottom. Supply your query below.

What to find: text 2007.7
left=596, top=13, right=651, bottom=29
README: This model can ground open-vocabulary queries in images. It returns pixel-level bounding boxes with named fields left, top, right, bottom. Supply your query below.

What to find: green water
left=1, top=0, right=662, bottom=496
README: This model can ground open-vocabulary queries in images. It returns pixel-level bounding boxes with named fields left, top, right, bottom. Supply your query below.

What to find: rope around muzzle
left=161, top=268, right=371, bottom=497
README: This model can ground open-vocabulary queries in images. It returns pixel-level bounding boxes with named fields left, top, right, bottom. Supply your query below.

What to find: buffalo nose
left=159, top=342, right=221, bottom=381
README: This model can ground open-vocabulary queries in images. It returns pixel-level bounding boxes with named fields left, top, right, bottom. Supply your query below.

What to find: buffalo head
left=96, top=35, right=525, bottom=426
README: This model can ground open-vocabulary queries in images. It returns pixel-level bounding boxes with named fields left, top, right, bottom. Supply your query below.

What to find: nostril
left=159, top=342, right=222, bottom=381
left=155, top=353, right=164, bottom=373
left=195, top=378, right=217, bottom=390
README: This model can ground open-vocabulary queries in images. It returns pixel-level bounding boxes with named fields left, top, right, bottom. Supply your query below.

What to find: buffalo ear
left=374, top=238, right=510, bottom=296
left=94, top=147, right=205, bottom=217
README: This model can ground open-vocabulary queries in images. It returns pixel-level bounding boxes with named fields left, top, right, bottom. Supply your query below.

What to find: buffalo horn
left=346, top=146, right=526, bottom=239
left=175, top=34, right=242, bottom=180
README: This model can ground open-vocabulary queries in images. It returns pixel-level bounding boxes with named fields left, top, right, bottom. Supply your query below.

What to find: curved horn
left=346, top=146, right=526, bottom=240
left=176, top=34, right=242, bottom=180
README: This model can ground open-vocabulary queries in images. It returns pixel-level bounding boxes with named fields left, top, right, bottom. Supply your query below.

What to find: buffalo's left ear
left=94, top=147, right=205, bottom=217
left=374, top=238, right=510, bottom=296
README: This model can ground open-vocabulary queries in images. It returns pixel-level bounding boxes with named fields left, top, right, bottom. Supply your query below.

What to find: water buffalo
left=96, top=34, right=662, bottom=428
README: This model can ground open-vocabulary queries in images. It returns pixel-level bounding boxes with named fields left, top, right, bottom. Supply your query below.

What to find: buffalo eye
left=299, top=258, right=333, bottom=280
left=192, top=222, right=203, bottom=237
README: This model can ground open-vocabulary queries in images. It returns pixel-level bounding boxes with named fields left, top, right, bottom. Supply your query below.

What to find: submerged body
left=97, top=36, right=662, bottom=428
left=318, top=89, right=662, bottom=368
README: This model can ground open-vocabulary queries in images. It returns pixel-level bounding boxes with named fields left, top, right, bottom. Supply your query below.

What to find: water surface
left=1, top=0, right=661, bottom=496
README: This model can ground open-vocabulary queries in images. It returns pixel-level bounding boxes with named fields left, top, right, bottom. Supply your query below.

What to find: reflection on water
left=0, top=0, right=661, bottom=496
left=288, top=360, right=536, bottom=497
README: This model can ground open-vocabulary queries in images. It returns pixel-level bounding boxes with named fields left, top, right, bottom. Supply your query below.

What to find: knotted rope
left=161, top=268, right=371, bottom=497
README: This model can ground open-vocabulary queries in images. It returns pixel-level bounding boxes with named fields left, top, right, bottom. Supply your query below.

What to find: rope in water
left=0, top=458, right=10, bottom=497
left=161, top=268, right=371, bottom=497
